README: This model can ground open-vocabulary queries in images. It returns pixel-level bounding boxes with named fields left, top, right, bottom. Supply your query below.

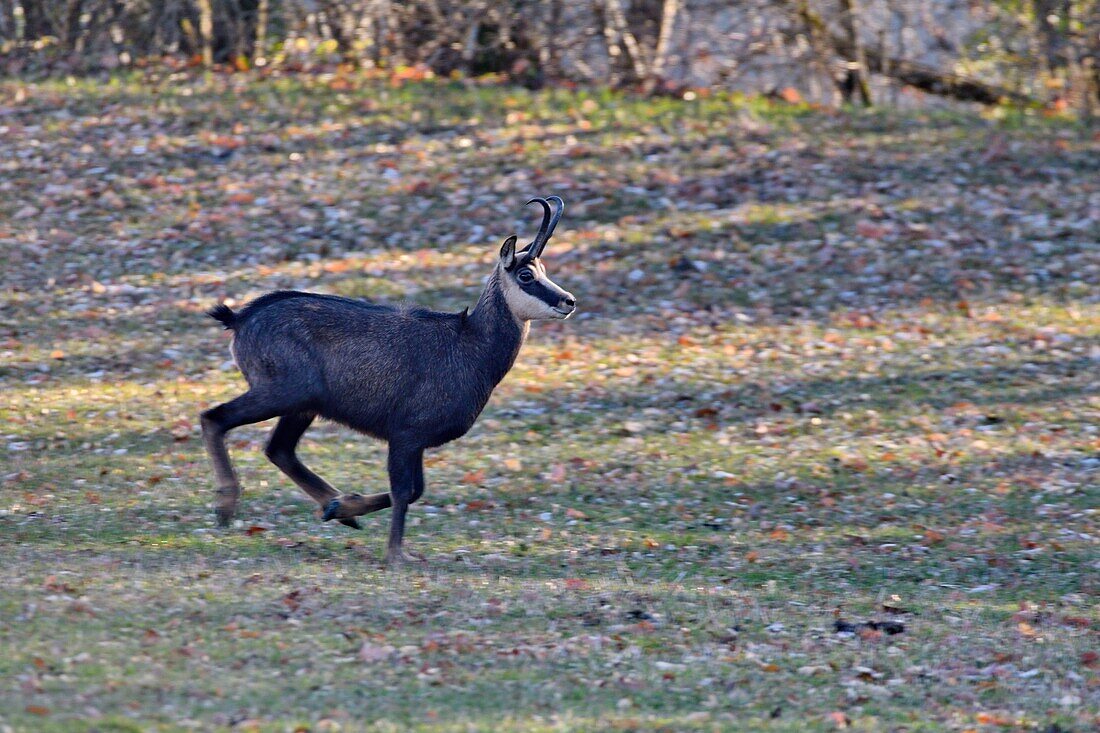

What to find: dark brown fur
left=200, top=204, right=575, bottom=566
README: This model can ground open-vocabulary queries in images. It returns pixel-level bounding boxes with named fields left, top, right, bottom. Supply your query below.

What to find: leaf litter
left=0, top=71, right=1097, bottom=731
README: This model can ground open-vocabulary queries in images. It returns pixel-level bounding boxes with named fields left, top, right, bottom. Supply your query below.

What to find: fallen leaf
left=358, top=642, right=396, bottom=663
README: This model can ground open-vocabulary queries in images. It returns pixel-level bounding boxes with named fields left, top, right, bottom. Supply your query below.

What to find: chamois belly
left=422, top=416, right=478, bottom=448
left=317, top=391, right=487, bottom=447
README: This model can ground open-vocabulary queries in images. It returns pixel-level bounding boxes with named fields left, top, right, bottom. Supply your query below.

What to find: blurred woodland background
left=4, top=0, right=1100, bottom=113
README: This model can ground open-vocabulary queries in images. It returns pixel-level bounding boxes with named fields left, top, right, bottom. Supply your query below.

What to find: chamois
left=200, top=196, right=575, bottom=565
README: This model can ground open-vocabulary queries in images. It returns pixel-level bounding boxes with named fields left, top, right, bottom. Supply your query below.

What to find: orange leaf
left=745, top=551, right=760, bottom=563
left=25, top=705, right=50, bottom=716
left=768, top=528, right=789, bottom=541
left=840, top=455, right=868, bottom=471
left=827, top=711, right=849, bottom=728
left=49, top=349, right=65, bottom=359
left=227, top=192, right=255, bottom=205
left=462, top=469, right=485, bottom=485
left=778, top=87, right=802, bottom=104
left=245, top=525, right=267, bottom=536
left=564, top=578, right=590, bottom=590
left=855, top=220, right=888, bottom=239
left=975, top=712, right=1012, bottom=726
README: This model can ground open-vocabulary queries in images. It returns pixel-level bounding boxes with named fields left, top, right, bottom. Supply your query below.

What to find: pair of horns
left=522, top=195, right=564, bottom=258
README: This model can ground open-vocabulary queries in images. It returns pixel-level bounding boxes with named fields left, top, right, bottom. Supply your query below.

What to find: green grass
left=0, top=71, right=1097, bottom=731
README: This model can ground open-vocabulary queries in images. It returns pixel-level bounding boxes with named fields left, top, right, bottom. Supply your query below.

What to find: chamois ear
left=499, top=235, right=518, bottom=270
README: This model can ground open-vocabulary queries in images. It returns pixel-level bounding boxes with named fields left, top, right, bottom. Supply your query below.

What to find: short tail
left=207, top=303, right=237, bottom=330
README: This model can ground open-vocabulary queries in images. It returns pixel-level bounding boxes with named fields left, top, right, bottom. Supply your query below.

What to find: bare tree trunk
left=23, top=0, right=53, bottom=41
left=461, top=14, right=480, bottom=75
left=1034, top=0, right=1071, bottom=78
left=838, top=0, right=872, bottom=105
left=540, top=0, right=564, bottom=79
left=602, top=0, right=649, bottom=83
left=1080, top=0, right=1100, bottom=114
left=253, top=0, right=269, bottom=60
left=650, top=0, right=679, bottom=81
left=369, top=0, right=390, bottom=67
left=0, top=0, right=14, bottom=41
left=793, top=0, right=1036, bottom=106
left=798, top=0, right=841, bottom=105
left=196, top=0, right=214, bottom=66
left=62, top=0, right=86, bottom=50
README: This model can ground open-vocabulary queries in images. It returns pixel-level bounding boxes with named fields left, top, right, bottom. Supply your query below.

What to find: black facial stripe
left=521, top=277, right=561, bottom=306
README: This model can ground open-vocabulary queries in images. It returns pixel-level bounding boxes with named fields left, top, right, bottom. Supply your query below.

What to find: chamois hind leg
left=264, top=413, right=362, bottom=530
left=200, top=391, right=284, bottom=526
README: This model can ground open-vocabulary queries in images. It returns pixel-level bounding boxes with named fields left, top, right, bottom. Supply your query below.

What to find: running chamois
left=200, top=196, right=575, bottom=566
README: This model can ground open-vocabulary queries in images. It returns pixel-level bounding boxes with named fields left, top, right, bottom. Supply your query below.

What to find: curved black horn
left=540, top=196, right=565, bottom=255
left=523, top=197, right=552, bottom=255
left=525, top=196, right=564, bottom=258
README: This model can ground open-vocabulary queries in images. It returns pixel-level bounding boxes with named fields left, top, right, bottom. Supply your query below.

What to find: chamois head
left=498, top=196, right=576, bottom=321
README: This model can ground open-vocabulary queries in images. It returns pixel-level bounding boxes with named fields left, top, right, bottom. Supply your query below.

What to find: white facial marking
left=500, top=261, right=570, bottom=322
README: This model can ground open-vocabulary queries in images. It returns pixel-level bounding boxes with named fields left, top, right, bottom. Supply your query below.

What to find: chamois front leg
left=383, top=442, right=426, bottom=567
left=322, top=491, right=393, bottom=522
left=320, top=446, right=427, bottom=525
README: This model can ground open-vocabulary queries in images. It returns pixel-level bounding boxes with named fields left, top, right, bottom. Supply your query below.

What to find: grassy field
left=0, top=71, right=1097, bottom=732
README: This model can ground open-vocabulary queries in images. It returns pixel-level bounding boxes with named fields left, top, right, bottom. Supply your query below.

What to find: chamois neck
left=468, top=269, right=528, bottom=372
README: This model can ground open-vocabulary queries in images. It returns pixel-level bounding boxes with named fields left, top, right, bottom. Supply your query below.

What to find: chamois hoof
left=338, top=517, right=362, bottom=530
left=321, top=499, right=341, bottom=523
left=384, top=549, right=426, bottom=568
left=214, top=507, right=234, bottom=527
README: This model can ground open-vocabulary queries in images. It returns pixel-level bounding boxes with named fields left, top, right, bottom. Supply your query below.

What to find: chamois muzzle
left=554, top=294, right=577, bottom=318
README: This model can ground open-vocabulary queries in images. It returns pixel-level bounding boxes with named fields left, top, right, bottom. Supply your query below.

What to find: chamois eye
left=517, top=269, right=535, bottom=284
